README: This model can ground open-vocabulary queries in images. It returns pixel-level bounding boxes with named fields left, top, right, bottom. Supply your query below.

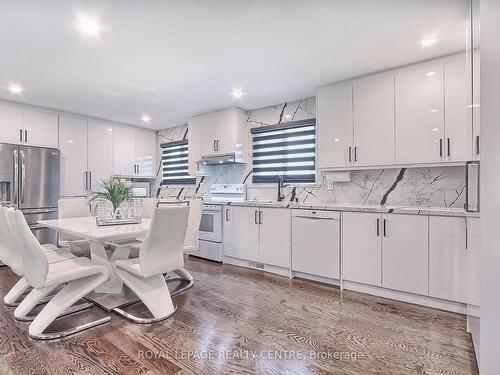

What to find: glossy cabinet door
left=429, top=216, right=480, bottom=305
left=22, top=109, right=59, bottom=148
left=472, top=51, right=480, bottom=160
left=317, top=83, right=353, bottom=169
left=342, top=212, right=382, bottom=286
left=353, top=74, right=395, bottom=166
left=222, top=206, right=234, bottom=257
left=112, top=124, right=136, bottom=176
left=187, top=117, right=202, bottom=175
left=59, top=116, right=88, bottom=197
left=0, top=104, right=23, bottom=144
left=381, top=214, right=428, bottom=295
left=395, top=65, right=444, bottom=164
left=259, top=208, right=291, bottom=268
left=444, top=58, right=471, bottom=162
left=230, top=206, right=260, bottom=262
left=88, top=121, right=113, bottom=191
left=200, top=114, right=218, bottom=156
left=135, top=128, right=157, bottom=177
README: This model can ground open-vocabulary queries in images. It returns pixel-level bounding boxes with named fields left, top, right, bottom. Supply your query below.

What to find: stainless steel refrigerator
left=0, top=143, right=60, bottom=244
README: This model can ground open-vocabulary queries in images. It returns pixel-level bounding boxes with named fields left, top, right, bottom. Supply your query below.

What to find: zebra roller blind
left=251, top=118, right=316, bottom=183
left=161, top=140, right=196, bottom=185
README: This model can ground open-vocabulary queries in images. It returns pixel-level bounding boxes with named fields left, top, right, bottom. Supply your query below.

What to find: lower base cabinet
left=223, top=206, right=290, bottom=268
left=429, top=216, right=480, bottom=305
left=342, top=212, right=382, bottom=286
left=382, top=214, right=428, bottom=295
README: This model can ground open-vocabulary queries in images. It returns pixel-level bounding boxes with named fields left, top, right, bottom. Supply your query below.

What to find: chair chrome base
left=113, top=303, right=177, bottom=324
left=29, top=315, right=111, bottom=340
left=15, top=302, right=93, bottom=322
left=164, top=274, right=194, bottom=297
left=5, top=294, right=52, bottom=308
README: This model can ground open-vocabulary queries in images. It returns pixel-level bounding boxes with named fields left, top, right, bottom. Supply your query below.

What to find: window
left=251, top=118, right=316, bottom=184
left=161, top=140, right=196, bottom=185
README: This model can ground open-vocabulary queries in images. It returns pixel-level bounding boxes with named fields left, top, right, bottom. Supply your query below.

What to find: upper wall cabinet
left=0, top=104, right=58, bottom=148
left=113, top=125, right=157, bottom=177
left=87, top=121, right=113, bottom=191
left=188, top=108, right=248, bottom=172
left=395, top=65, right=444, bottom=164
left=318, top=53, right=473, bottom=170
left=353, top=75, right=395, bottom=166
left=317, top=82, right=353, bottom=169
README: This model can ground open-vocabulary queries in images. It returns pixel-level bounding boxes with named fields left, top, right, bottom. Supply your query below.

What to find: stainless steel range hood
left=197, top=153, right=245, bottom=165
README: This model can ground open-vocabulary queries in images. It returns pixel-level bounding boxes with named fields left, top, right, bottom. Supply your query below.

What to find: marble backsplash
left=157, top=97, right=466, bottom=209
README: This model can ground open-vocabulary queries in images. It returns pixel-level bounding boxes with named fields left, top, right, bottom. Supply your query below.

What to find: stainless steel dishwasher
left=291, top=209, right=341, bottom=281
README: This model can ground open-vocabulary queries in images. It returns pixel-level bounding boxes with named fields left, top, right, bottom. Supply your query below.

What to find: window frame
left=251, top=118, right=317, bottom=184
left=160, top=140, right=196, bottom=186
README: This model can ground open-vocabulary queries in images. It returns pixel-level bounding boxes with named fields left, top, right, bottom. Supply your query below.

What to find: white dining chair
left=58, top=198, right=92, bottom=256
left=166, top=198, right=203, bottom=294
left=0, top=207, right=77, bottom=310
left=7, top=209, right=110, bottom=339
left=141, top=197, right=159, bottom=219
left=113, top=205, right=189, bottom=323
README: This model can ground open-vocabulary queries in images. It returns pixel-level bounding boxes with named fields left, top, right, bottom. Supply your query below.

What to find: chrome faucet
left=277, top=175, right=288, bottom=202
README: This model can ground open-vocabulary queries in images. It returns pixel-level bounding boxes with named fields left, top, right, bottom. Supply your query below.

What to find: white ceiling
left=0, top=0, right=469, bottom=129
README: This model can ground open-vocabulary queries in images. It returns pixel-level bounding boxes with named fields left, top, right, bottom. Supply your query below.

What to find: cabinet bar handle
left=25, top=130, right=28, bottom=143
left=439, top=139, right=443, bottom=157
left=19, top=129, right=23, bottom=142
left=225, top=208, right=230, bottom=221
left=476, top=135, right=480, bottom=155
left=89, top=171, right=92, bottom=190
left=447, top=138, right=451, bottom=157
left=354, top=146, right=358, bottom=162
left=376, top=218, right=380, bottom=236
left=348, top=146, right=352, bottom=162
left=254, top=210, right=258, bottom=224
left=84, top=172, right=88, bottom=191
left=259, top=210, right=262, bottom=224
left=383, top=219, right=387, bottom=237
left=213, top=140, right=216, bottom=151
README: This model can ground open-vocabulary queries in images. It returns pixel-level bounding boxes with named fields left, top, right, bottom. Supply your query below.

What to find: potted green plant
left=87, top=177, right=134, bottom=219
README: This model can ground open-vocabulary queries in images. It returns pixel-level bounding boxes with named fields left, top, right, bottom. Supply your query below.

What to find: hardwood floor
left=0, top=257, right=478, bottom=375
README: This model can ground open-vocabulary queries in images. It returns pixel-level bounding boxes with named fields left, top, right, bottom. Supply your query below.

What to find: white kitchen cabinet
left=444, top=58, right=472, bottom=162
left=259, top=208, right=291, bottom=268
left=429, top=216, right=480, bottom=305
left=222, top=206, right=234, bottom=256
left=59, top=116, right=88, bottom=197
left=342, top=212, right=382, bottom=286
left=381, top=214, right=428, bottom=295
left=194, top=108, right=248, bottom=161
left=88, top=121, right=113, bottom=190
left=291, top=210, right=340, bottom=279
left=22, top=109, right=59, bottom=148
left=353, top=75, right=395, bottom=166
left=187, top=117, right=202, bottom=175
left=135, top=128, right=157, bottom=177
left=395, top=65, right=444, bottom=164
left=112, top=124, right=136, bottom=176
left=317, top=83, right=353, bottom=169
left=0, top=104, right=23, bottom=144
left=472, top=51, right=480, bottom=160
left=228, top=206, right=260, bottom=262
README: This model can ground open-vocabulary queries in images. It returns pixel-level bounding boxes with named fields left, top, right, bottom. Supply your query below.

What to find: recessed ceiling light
left=230, top=89, right=244, bottom=99
left=76, top=14, right=103, bottom=38
left=141, top=114, right=151, bottom=123
left=285, top=114, right=291, bottom=119
left=426, top=71, right=436, bottom=76
left=430, top=109, right=439, bottom=113
left=6, top=82, right=24, bottom=95
left=432, top=128, right=439, bottom=132
left=68, top=139, right=74, bottom=143
left=420, top=37, right=437, bottom=47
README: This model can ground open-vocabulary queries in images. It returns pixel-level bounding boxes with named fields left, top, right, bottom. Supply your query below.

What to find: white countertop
left=202, top=200, right=480, bottom=218
left=38, top=216, right=151, bottom=241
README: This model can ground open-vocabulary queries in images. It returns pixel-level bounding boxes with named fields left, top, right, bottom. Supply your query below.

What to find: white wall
left=480, top=0, right=500, bottom=373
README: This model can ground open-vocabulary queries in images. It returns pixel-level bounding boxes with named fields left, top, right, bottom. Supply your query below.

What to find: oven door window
left=200, top=213, right=214, bottom=233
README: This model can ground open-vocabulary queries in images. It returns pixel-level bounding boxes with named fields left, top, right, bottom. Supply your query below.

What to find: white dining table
left=38, top=216, right=151, bottom=310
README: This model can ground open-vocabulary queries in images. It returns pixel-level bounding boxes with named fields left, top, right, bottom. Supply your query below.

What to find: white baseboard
left=343, top=281, right=468, bottom=315
left=292, top=271, right=340, bottom=287
left=223, top=256, right=290, bottom=277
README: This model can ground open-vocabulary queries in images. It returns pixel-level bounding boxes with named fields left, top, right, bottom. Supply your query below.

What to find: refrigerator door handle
left=20, top=150, right=26, bottom=204
left=13, top=149, right=18, bottom=205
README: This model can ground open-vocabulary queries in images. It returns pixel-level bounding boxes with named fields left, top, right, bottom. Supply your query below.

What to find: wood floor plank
left=0, top=257, right=478, bottom=375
